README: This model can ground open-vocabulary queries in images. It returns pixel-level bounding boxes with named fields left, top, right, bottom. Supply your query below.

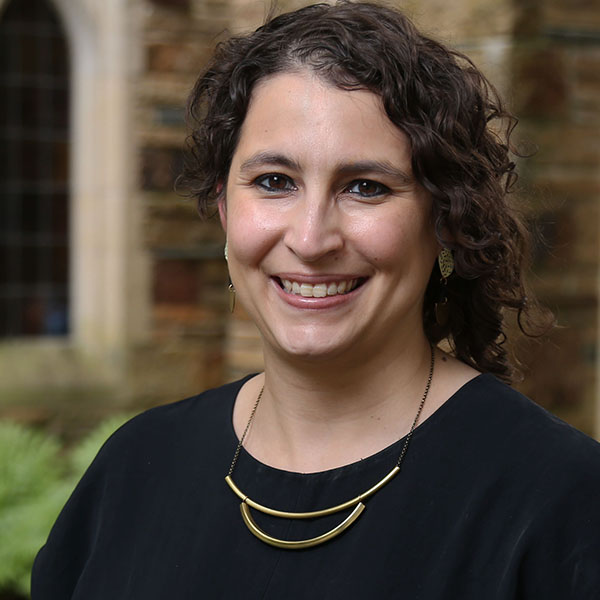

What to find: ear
left=217, top=184, right=227, bottom=231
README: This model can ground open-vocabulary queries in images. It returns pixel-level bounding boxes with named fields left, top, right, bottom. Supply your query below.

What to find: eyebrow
left=239, top=152, right=301, bottom=173
left=336, top=160, right=414, bottom=185
left=239, top=152, right=414, bottom=185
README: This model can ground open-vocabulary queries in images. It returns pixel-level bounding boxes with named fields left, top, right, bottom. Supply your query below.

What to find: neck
left=246, top=334, right=434, bottom=472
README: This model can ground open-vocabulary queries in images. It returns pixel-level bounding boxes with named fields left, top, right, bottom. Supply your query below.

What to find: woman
left=32, top=2, right=600, bottom=598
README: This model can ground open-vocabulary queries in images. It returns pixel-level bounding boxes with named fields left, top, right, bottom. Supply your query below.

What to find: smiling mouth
left=276, top=277, right=366, bottom=298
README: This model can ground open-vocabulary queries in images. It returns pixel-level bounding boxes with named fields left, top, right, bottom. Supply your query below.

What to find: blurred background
left=0, top=0, right=598, bottom=596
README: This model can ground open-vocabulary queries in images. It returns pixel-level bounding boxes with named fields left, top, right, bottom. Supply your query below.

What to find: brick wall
left=129, top=0, right=600, bottom=435
left=1, top=0, right=597, bottom=438
left=129, top=0, right=233, bottom=406
left=507, top=0, right=600, bottom=434
left=217, top=0, right=600, bottom=434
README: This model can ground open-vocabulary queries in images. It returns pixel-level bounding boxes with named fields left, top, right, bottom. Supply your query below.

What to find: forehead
left=232, top=70, right=412, bottom=171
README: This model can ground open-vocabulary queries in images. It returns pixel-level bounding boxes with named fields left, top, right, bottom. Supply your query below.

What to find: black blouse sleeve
left=31, top=446, right=109, bottom=599
left=517, top=447, right=600, bottom=598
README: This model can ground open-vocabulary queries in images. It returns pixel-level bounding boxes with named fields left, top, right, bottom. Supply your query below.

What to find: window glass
left=0, top=0, right=70, bottom=336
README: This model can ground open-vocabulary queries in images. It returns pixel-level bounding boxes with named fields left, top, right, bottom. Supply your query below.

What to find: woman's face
left=220, top=71, right=439, bottom=363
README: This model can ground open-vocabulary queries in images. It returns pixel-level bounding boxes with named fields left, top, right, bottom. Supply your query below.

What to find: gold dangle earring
left=434, top=248, right=454, bottom=326
left=228, top=284, right=236, bottom=313
left=224, top=241, right=235, bottom=313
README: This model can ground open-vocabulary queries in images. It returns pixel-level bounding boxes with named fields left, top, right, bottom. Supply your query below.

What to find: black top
left=32, top=374, right=600, bottom=599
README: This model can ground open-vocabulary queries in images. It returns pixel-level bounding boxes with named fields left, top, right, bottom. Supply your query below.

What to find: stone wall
left=218, top=0, right=600, bottom=436
left=1, top=0, right=598, bottom=439
left=507, top=0, right=600, bottom=435
left=129, top=0, right=233, bottom=407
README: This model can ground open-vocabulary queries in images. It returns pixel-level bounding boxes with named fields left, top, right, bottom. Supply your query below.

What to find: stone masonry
left=0, top=0, right=598, bottom=439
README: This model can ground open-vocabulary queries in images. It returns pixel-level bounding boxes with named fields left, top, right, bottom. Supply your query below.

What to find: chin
left=275, top=334, right=352, bottom=363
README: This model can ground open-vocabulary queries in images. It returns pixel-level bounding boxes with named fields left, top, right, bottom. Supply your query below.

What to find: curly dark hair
left=180, top=0, right=549, bottom=381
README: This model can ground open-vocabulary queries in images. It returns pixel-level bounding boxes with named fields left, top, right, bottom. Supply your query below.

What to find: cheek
left=353, top=212, right=437, bottom=271
left=227, top=202, right=281, bottom=264
left=349, top=215, right=419, bottom=259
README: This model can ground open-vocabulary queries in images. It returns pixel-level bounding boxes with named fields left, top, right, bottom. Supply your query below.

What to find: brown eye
left=347, top=179, right=389, bottom=198
left=255, top=174, right=295, bottom=192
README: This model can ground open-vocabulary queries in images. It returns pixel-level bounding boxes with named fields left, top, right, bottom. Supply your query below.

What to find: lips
left=277, top=277, right=364, bottom=298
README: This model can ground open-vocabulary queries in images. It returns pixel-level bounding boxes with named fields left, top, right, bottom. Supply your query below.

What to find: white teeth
left=313, top=283, right=327, bottom=298
left=280, top=278, right=360, bottom=298
left=300, top=283, right=313, bottom=297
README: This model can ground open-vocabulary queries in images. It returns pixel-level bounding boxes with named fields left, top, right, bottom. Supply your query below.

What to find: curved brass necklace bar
left=225, top=465, right=399, bottom=518
left=239, top=500, right=365, bottom=549
left=226, top=466, right=399, bottom=549
left=225, top=346, right=434, bottom=550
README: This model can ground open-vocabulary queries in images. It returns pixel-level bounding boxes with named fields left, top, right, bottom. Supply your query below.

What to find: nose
left=283, top=191, right=344, bottom=262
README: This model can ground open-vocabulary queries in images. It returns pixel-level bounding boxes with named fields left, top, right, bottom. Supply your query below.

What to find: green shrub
left=0, top=422, right=67, bottom=596
left=0, top=414, right=133, bottom=598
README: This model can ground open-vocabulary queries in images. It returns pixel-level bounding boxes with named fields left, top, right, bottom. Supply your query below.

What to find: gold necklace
left=225, top=346, right=435, bottom=550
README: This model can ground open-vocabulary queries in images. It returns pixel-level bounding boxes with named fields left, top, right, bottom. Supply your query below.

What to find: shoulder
left=132, top=374, right=251, bottom=426
left=64, top=376, right=254, bottom=490
left=453, top=373, right=600, bottom=489
left=459, top=378, right=600, bottom=596
left=96, top=375, right=252, bottom=460
left=463, top=374, right=600, bottom=448
left=31, top=377, right=253, bottom=597
left=439, top=375, right=600, bottom=584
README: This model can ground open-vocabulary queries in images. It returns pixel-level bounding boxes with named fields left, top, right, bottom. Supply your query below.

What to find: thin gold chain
left=225, top=345, right=436, bottom=549
left=228, top=345, right=435, bottom=476
left=396, top=347, right=434, bottom=467
left=227, top=385, right=264, bottom=477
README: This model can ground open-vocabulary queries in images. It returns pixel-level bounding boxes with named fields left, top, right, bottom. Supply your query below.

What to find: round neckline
left=227, top=372, right=491, bottom=478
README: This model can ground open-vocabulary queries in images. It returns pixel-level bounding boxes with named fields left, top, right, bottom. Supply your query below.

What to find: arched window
left=0, top=0, right=70, bottom=336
